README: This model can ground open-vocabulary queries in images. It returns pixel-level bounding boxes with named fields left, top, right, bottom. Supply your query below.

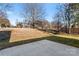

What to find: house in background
left=0, top=17, right=10, bottom=28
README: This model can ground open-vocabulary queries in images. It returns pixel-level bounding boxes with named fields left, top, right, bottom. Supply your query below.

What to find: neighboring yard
left=0, top=28, right=79, bottom=50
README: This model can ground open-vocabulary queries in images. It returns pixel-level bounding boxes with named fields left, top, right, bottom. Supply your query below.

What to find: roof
left=0, top=17, right=10, bottom=26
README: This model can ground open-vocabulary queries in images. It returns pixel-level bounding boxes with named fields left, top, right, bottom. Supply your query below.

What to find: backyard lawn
left=9, top=28, right=51, bottom=42
left=0, top=28, right=79, bottom=50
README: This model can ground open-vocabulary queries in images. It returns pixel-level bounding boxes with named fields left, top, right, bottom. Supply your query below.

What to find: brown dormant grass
left=9, top=28, right=51, bottom=42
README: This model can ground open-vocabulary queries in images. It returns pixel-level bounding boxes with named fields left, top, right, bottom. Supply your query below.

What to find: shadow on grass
left=0, top=31, right=11, bottom=48
left=0, top=35, right=79, bottom=50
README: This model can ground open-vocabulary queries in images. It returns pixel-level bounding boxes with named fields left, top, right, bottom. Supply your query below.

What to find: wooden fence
left=70, top=28, right=79, bottom=34
left=61, top=28, right=79, bottom=34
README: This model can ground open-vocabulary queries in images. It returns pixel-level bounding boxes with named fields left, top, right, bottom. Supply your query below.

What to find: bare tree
left=0, top=4, right=12, bottom=27
left=52, top=4, right=63, bottom=33
left=0, top=4, right=12, bottom=19
left=53, top=4, right=74, bottom=34
left=16, top=22, right=23, bottom=28
left=22, top=3, right=46, bottom=28
left=53, top=13, right=62, bottom=32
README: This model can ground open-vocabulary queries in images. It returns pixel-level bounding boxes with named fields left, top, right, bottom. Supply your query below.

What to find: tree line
left=53, top=3, right=79, bottom=34
left=0, top=3, right=79, bottom=34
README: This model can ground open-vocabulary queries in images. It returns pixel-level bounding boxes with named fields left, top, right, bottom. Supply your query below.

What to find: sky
left=6, top=3, right=59, bottom=26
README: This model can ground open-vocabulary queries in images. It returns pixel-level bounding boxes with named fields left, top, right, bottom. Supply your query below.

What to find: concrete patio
left=0, top=40, right=79, bottom=56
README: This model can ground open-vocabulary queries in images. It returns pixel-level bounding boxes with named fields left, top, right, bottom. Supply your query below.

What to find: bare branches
left=0, top=4, right=12, bottom=19
left=22, top=3, right=46, bottom=28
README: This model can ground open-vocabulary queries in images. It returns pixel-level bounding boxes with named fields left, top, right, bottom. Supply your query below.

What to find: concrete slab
left=0, top=40, right=79, bottom=56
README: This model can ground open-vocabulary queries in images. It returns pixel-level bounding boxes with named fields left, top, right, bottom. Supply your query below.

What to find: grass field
left=0, top=28, right=79, bottom=50
left=53, top=34, right=79, bottom=40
